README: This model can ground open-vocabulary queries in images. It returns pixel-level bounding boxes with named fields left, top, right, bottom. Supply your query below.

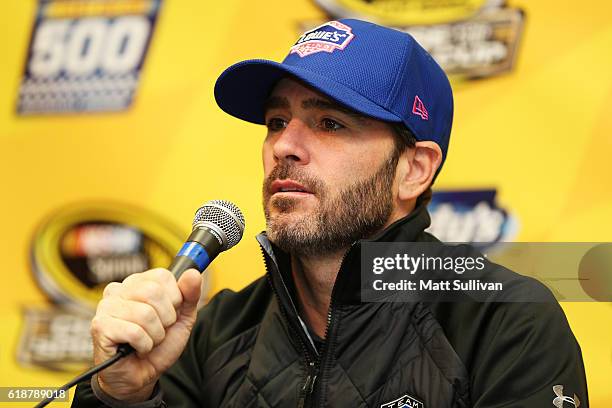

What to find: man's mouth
left=270, top=179, right=313, bottom=196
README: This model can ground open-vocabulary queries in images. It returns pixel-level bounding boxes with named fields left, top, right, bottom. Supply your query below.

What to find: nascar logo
left=290, top=20, right=354, bottom=57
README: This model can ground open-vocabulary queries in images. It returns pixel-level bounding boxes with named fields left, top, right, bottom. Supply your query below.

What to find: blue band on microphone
left=177, top=241, right=210, bottom=271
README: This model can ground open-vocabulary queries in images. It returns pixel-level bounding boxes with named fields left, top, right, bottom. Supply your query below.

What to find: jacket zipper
left=259, top=246, right=319, bottom=407
left=259, top=240, right=357, bottom=408
left=297, top=361, right=317, bottom=408
left=310, top=244, right=354, bottom=407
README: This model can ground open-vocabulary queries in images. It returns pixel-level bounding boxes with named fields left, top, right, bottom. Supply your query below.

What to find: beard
left=262, top=154, right=399, bottom=257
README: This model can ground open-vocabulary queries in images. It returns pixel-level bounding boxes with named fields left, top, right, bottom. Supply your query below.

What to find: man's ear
left=397, top=141, right=442, bottom=201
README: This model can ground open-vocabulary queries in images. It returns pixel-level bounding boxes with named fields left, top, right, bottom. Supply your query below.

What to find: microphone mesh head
left=193, top=200, right=245, bottom=250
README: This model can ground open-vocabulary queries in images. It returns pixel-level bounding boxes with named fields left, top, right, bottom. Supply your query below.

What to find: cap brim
left=214, top=59, right=402, bottom=125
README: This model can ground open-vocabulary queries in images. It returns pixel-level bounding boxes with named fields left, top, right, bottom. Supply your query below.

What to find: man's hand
left=90, top=268, right=202, bottom=403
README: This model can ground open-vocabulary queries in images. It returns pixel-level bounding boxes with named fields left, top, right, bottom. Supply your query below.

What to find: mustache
left=263, top=162, right=324, bottom=198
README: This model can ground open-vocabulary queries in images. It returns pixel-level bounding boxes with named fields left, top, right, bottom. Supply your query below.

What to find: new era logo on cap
left=290, top=21, right=355, bottom=57
left=412, top=95, right=429, bottom=120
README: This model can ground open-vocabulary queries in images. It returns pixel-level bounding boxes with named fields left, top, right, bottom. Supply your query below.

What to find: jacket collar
left=256, top=202, right=432, bottom=305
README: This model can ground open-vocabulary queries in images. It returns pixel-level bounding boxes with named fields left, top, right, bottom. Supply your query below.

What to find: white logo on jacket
left=552, top=384, right=580, bottom=407
left=380, top=393, right=424, bottom=408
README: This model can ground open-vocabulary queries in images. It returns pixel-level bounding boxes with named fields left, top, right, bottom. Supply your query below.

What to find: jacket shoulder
left=193, top=275, right=272, bottom=357
left=430, top=290, right=588, bottom=406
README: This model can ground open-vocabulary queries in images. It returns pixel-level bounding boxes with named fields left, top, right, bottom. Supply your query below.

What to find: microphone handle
left=169, top=226, right=223, bottom=278
left=118, top=226, right=224, bottom=357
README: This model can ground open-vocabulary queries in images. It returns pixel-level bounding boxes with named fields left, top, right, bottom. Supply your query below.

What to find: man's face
left=262, top=78, right=402, bottom=256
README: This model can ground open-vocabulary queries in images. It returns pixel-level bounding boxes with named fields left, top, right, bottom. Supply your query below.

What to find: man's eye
left=266, top=118, right=287, bottom=132
left=320, top=118, right=344, bottom=132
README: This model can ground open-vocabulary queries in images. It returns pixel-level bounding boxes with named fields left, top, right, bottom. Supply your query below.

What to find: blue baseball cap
left=214, top=19, right=453, bottom=173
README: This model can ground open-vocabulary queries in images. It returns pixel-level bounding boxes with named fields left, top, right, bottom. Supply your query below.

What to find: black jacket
left=73, top=204, right=588, bottom=407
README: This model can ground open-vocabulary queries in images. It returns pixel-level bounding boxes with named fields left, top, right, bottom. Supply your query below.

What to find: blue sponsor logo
left=427, top=189, right=517, bottom=244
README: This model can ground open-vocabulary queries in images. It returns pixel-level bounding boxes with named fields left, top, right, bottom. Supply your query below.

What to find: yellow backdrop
left=0, top=0, right=610, bottom=406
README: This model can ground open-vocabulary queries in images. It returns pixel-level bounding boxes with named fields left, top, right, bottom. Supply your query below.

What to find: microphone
left=169, top=200, right=245, bottom=278
left=34, top=200, right=245, bottom=408
left=117, top=200, right=244, bottom=355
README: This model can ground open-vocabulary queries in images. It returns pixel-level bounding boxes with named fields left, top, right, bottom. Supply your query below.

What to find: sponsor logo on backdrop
left=427, top=189, right=517, bottom=244
left=17, top=0, right=162, bottom=114
left=30, top=202, right=184, bottom=310
left=17, top=308, right=93, bottom=371
left=305, top=0, right=524, bottom=79
left=19, top=202, right=188, bottom=370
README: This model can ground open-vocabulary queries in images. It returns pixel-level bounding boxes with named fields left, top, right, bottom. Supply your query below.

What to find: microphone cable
left=34, top=344, right=134, bottom=408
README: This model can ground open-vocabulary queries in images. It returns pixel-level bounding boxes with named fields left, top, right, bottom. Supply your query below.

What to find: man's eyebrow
left=263, top=96, right=289, bottom=113
left=302, top=98, right=369, bottom=123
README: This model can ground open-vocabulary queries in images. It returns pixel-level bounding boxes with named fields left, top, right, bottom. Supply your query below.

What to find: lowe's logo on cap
left=290, top=21, right=355, bottom=57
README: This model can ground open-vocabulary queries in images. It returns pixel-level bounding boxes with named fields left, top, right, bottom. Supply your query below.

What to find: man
left=73, top=19, right=588, bottom=407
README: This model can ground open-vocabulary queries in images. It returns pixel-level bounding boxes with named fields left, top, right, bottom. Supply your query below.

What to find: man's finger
left=120, top=278, right=178, bottom=328
left=98, top=298, right=166, bottom=346
left=91, top=315, right=155, bottom=355
left=140, top=268, right=183, bottom=308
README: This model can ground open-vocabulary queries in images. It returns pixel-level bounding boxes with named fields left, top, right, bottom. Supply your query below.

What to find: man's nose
left=272, top=119, right=310, bottom=164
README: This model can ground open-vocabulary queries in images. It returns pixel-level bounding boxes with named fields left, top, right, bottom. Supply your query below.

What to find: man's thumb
left=177, top=269, right=202, bottom=313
